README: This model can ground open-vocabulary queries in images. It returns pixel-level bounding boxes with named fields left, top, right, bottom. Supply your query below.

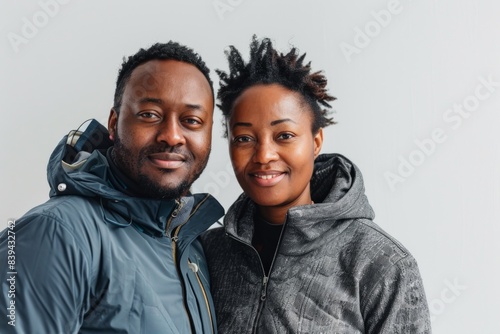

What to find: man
left=0, top=42, right=224, bottom=333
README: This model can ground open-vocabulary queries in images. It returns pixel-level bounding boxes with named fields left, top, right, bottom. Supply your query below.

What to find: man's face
left=108, top=59, right=214, bottom=198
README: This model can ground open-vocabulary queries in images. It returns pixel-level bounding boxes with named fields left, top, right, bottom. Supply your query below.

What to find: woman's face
left=228, top=83, right=323, bottom=210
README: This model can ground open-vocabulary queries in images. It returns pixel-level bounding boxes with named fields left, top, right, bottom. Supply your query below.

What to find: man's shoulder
left=12, top=195, right=105, bottom=243
left=1, top=195, right=106, bottom=272
left=23, top=195, right=99, bottom=222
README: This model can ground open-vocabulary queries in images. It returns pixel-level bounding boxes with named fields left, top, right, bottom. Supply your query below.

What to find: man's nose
left=156, top=119, right=186, bottom=147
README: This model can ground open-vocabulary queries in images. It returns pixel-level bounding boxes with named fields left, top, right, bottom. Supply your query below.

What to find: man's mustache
left=140, top=145, right=192, bottom=160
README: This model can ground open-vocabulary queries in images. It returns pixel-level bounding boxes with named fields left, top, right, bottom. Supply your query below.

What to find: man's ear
left=108, top=109, right=118, bottom=141
left=313, top=128, right=324, bottom=158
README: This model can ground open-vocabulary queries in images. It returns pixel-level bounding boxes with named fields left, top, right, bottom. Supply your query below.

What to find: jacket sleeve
left=362, top=256, right=432, bottom=334
left=0, top=213, right=92, bottom=334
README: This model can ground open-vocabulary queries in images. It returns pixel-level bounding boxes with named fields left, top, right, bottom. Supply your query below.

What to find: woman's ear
left=313, top=128, right=324, bottom=158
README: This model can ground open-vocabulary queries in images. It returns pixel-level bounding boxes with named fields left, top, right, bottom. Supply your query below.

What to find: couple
left=0, top=37, right=431, bottom=333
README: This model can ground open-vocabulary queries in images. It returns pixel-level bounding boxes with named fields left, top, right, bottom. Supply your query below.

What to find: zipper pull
left=171, top=199, right=182, bottom=217
left=164, top=199, right=183, bottom=237
left=261, top=276, right=268, bottom=301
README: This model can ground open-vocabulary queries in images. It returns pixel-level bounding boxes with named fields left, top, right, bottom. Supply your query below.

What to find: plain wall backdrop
left=1, top=0, right=499, bottom=332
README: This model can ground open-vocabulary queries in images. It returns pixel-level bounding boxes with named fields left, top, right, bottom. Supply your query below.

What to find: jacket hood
left=46, top=119, right=224, bottom=237
left=48, top=119, right=120, bottom=200
left=224, top=153, right=375, bottom=242
left=309, top=153, right=375, bottom=221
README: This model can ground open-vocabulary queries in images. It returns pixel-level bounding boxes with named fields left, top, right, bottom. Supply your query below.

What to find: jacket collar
left=47, top=119, right=224, bottom=238
left=223, top=154, right=375, bottom=251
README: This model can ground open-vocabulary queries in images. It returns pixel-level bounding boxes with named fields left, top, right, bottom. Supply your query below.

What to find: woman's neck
left=257, top=206, right=288, bottom=225
left=256, top=193, right=313, bottom=225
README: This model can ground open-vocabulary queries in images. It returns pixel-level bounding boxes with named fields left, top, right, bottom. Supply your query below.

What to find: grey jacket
left=0, top=120, right=224, bottom=334
left=202, top=154, right=431, bottom=333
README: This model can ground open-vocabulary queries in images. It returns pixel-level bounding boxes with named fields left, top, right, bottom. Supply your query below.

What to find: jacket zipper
left=165, top=198, right=183, bottom=237
left=170, top=195, right=210, bottom=264
left=190, top=260, right=215, bottom=334
left=167, top=195, right=214, bottom=333
left=226, top=234, right=267, bottom=334
left=164, top=199, right=193, bottom=333
left=227, top=219, right=287, bottom=334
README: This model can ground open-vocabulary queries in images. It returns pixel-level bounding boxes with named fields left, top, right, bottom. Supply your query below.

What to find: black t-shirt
left=252, top=214, right=284, bottom=276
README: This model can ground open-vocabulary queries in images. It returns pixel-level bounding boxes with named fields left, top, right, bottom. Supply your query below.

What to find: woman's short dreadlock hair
left=113, top=41, right=213, bottom=112
left=217, top=35, right=336, bottom=137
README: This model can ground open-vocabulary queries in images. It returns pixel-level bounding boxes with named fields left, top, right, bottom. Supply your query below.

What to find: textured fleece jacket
left=0, top=120, right=224, bottom=334
left=201, top=154, right=432, bottom=334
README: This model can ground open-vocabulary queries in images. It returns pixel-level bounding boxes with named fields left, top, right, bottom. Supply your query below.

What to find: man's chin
left=158, top=183, right=191, bottom=197
left=136, top=174, right=190, bottom=199
left=138, top=160, right=206, bottom=198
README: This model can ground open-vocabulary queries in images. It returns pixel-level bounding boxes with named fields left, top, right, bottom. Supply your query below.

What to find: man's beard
left=111, top=134, right=209, bottom=199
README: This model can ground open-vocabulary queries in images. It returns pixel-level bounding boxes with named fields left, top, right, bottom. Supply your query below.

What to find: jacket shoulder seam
left=361, top=254, right=416, bottom=315
left=23, top=205, right=94, bottom=270
left=355, top=218, right=409, bottom=257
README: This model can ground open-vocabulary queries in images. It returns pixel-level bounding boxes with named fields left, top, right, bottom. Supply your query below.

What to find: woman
left=202, top=36, right=431, bottom=334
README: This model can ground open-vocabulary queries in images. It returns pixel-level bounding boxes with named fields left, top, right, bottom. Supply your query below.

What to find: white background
left=1, top=1, right=499, bottom=332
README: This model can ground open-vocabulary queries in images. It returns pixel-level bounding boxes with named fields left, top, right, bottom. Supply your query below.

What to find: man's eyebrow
left=185, top=104, right=205, bottom=111
left=137, top=99, right=205, bottom=112
left=138, top=97, right=163, bottom=105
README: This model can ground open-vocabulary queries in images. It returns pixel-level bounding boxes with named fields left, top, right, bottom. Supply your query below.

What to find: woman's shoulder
left=335, top=218, right=419, bottom=280
left=347, top=218, right=411, bottom=257
left=200, top=226, right=227, bottom=248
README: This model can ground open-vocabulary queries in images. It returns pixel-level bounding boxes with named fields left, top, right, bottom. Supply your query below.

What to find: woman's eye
left=183, top=118, right=201, bottom=125
left=277, top=133, right=294, bottom=140
left=234, top=136, right=252, bottom=143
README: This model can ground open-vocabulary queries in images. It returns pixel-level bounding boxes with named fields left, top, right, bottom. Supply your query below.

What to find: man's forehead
left=130, top=59, right=198, bottom=81
left=125, top=59, right=210, bottom=94
left=122, top=59, right=214, bottom=107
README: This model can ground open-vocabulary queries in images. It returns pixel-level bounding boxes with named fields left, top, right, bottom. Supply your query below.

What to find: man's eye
left=138, top=112, right=159, bottom=119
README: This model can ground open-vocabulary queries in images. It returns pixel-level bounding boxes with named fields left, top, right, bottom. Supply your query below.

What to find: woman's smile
left=228, top=83, right=323, bottom=222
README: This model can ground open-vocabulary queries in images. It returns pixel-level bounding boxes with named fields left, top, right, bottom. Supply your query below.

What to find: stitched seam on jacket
left=361, top=255, right=414, bottom=316
left=295, top=241, right=332, bottom=333
left=356, top=218, right=408, bottom=256
left=23, top=209, right=93, bottom=274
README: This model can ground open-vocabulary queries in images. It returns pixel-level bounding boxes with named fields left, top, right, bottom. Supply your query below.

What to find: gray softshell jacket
left=0, top=120, right=224, bottom=333
left=201, top=154, right=432, bottom=333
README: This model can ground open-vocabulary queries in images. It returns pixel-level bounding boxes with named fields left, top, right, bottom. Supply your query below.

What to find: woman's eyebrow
left=232, top=122, right=252, bottom=128
left=270, top=118, right=296, bottom=126
left=232, top=118, right=296, bottom=128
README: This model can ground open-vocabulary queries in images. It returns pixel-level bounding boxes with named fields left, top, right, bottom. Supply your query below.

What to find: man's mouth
left=148, top=152, right=186, bottom=169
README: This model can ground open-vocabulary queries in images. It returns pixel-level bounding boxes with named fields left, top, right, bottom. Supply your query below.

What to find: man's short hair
left=113, top=42, right=213, bottom=112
